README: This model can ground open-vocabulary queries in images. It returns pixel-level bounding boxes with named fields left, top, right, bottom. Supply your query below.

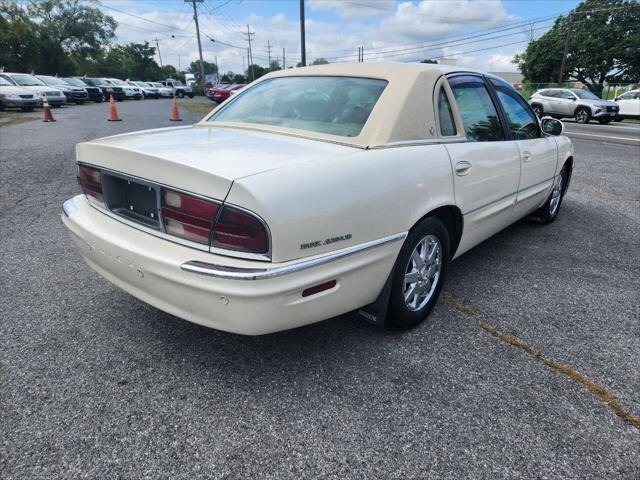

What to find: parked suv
left=36, top=75, right=88, bottom=104
left=0, top=72, right=66, bottom=107
left=64, top=77, right=104, bottom=103
left=529, top=88, right=619, bottom=124
left=83, top=78, right=125, bottom=101
left=128, top=81, right=159, bottom=99
left=162, top=79, right=193, bottom=98
left=106, top=78, right=142, bottom=100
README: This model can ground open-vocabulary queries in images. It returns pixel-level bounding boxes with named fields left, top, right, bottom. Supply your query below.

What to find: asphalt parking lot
left=1, top=98, right=638, bottom=479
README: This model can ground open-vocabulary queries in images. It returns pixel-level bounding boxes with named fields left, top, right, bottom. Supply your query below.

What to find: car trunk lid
left=76, top=125, right=357, bottom=202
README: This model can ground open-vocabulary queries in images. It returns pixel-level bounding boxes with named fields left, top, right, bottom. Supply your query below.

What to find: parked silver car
left=0, top=75, right=40, bottom=111
left=529, top=88, right=619, bottom=124
left=0, top=72, right=66, bottom=107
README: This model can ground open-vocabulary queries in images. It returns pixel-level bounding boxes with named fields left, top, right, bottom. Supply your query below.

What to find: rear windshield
left=209, top=76, right=388, bottom=137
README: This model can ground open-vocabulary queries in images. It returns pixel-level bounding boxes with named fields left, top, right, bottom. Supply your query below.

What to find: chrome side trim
left=62, top=198, right=78, bottom=217
left=181, top=232, right=407, bottom=280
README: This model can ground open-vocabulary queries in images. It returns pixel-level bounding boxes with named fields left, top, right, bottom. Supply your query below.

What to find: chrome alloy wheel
left=576, top=109, right=589, bottom=123
left=549, top=174, right=564, bottom=217
left=403, top=234, right=442, bottom=311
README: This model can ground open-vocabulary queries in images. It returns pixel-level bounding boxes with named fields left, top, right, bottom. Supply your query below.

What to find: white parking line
left=566, top=125, right=640, bottom=132
left=566, top=132, right=640, bottom=143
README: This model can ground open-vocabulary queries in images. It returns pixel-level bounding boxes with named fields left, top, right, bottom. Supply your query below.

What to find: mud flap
left=356, top=270, right=394, bottom=327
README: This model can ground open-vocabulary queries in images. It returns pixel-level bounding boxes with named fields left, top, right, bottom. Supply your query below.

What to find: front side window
left=437, top=87, right=457, bottom=136
left=0, top=76, right=14, bottom=86
left=558, top=90, right=576, bottom=99
left=209, top=76, right=388, bottom=138
left=490, top=79, right=540, bottom=140
left=448, top=75, right=504, bottom=142
left=570, top=89, right=599, bottom=100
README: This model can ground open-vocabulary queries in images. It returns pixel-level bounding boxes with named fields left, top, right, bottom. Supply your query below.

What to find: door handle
left=522, top=151, right=532, bottom=162
left=455, top=161, right=472, bottom=176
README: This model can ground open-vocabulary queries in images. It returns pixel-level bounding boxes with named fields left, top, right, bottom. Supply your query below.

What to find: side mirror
left=541, top=117, right=564, bottom=136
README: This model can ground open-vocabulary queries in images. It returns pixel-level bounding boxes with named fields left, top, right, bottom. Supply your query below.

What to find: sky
left=100, top=0, right=582, bottom=74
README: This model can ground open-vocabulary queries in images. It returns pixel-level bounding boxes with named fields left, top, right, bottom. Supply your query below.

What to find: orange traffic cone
left=107, top=94, right=122, bottom=121
left=42, top=97, right=56, bottom=122
left=170, top=95, right=182, bottom=121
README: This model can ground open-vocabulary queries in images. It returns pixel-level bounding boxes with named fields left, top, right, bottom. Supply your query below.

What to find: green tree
left=99, top=42, right=162, bottom=80
left=28, top=0, right=117, bottom=75
left=188, top=60, right=218, bottom=75
left=0, top=2, right=41, bottom=72
left=514, top=0, right=640, bottom=94
left=421, top=59, right=437, bottom=64
left=268, top=60, right=281, bottom=71
left=310, top=58, right=329, bottom=65
left=245, top=64, right=268, bottom=81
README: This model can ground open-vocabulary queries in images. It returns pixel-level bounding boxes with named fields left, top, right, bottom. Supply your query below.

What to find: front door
left=444, top=75, right=521, bottom=256
left=489, top=78, right=558, bottom=218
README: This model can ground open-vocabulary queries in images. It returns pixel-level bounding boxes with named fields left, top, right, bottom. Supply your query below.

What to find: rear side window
left=437, top=87, right=457, bottom=136
left=490, top=79, right=540, bottom=140
left=448, top=75, right=504, bottom=142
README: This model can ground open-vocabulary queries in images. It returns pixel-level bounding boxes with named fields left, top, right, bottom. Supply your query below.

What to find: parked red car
left=212, top=84, right=245, bottom=103
left=206, top=83, right=230, bottom=101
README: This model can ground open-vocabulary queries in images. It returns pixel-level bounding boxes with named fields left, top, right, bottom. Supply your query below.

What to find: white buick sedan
left=62, top=63, right=573, bottom=335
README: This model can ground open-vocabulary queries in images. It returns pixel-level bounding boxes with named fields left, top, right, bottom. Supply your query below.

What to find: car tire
left=531, top=166, right=568, bottom=224
left=531, top=104, right=544, bottom=118
left=177, top=91, right=184, bottom=99
left=188, top=94, right=194, bottom=99
left=387, top=217, right=450, bottom=330
left=575, top=107, right=591, bottom=124
left=598, top=118, right=611, bottom=124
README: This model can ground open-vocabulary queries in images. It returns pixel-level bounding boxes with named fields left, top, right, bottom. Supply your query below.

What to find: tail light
left=161, top=188, right=219, bottom=244
left=212, top=205, right=269, bottom=254
left=77, top=165, right=104, bottom=204
left=161, top=188, right=269, bottom=254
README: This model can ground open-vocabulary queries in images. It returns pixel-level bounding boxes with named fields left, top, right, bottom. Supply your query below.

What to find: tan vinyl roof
left=201, top=62, right=474, bottom=148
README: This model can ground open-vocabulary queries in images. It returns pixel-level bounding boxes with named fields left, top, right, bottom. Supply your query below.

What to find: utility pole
left=177, top=54, right=181, bottom=72
left=558, top=13, right=572, bottom=85
left=266, top=40, right=272, bottom=65
left=187, top=0, right=206, bottom=88
left=283, top=47, right=286, bottom=69
left=243, top=25, right=255, bottom=81
left=299, top=0, right=306, bottom=66
left=154, top=37, right=163, bottom=67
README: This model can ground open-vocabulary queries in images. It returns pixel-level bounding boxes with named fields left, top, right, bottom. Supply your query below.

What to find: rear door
left=443, top=74, right=521, bottom=255
left=488, top=78, right=557, bottom=218
left=556, top=89, right=577, bottom=115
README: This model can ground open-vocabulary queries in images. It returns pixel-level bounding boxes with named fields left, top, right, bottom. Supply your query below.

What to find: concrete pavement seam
left=441, top=291, right=640, bottom=431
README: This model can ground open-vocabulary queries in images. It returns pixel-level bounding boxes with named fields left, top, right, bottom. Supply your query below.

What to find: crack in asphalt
left=441, top=292, right=640, bottom=431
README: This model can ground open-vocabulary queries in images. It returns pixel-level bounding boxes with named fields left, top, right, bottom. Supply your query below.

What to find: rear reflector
left=212, top=205, right=269, bottom=254
left=302, top=280, right=337, bottom=297
left=77, top=165, right=103, bottom=203
left=161, top=188, right=219, bottom=245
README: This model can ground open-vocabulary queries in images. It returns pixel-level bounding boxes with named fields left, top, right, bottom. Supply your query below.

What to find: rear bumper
left=62, top=195, right=402, bottom=335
